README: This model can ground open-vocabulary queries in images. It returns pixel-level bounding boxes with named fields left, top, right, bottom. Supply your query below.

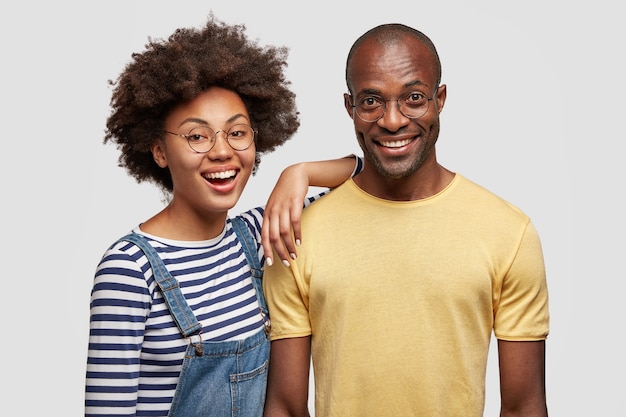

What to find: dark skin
left=344, top=37, right=453, bottom=201
left=264, top=336, right=312, bottom=417
left=264, top=33, right=547, bottom=417
left=498, top=340, right=548, bottom=416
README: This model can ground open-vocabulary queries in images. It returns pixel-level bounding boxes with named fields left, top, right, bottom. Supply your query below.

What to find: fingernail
left=266, top=257, right=273, bottom=267
left=290, top=253, right=297, bottom=260
left=295, top=239, right=301, bottom=246
left=282, top=259, right=290, bottom=267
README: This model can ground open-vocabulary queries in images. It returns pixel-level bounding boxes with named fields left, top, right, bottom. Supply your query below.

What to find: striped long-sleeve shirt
left=86, top=209, right=272, bottom=416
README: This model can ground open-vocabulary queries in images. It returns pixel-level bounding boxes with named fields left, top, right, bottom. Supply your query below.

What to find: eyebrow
left=405, top=80, right=429, bottom=88
left=356, top=80, right=429, bottom=96
left=177, top=113, right=250, bottom=128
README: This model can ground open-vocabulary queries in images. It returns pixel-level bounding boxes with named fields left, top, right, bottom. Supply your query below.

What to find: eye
left=187, top=127, right=212, bottom=142
left=358, top=96, right=384, bottom=110
left=186, top=133, right=208, bottom=142
left=227, top=125, right=253, bottom=140
left=404, top=92, right=427, bottom=106
left=228, top=128, right=245, bottom=138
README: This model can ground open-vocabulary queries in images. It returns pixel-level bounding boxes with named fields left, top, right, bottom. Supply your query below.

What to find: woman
left=85, top=15, right=359, bottom=417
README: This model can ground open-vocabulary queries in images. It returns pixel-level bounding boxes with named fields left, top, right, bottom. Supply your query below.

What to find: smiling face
left=152, top=87, right=256, bottom=220
left=344, top=35, right=447, bottom=190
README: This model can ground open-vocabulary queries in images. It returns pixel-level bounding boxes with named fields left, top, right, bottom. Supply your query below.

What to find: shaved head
left=345, top=24, right=441, bottom=93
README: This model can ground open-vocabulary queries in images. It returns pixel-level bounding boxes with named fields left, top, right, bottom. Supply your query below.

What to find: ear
left=435, top=84, right=447, bottom=114
left=151, top=140, right=168, bottom=168
left=343, top=93, right=355, bottom=120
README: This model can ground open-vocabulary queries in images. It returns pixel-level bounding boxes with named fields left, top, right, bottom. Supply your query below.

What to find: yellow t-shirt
left=263, top=174, right=549, bottom=417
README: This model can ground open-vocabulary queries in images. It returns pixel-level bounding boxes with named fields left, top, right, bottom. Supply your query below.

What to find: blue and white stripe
left=85, top=210, right=265, bottom=416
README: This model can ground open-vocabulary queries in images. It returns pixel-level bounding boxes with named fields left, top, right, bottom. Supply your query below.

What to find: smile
left=203, top=169, right=237, bottom=180
left=378, top=138, right=413, bottom=148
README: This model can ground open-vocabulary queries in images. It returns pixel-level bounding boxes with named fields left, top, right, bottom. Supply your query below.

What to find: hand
left=262, top=164, right=307, bottom=267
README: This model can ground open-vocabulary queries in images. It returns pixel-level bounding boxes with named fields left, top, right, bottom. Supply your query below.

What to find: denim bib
left=118, top=217, right=270, bottom=417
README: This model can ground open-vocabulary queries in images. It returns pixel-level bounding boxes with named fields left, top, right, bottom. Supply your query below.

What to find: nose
left=207, top=130, right=233, bottom=159
left=378, top=99, right=409, bottom=131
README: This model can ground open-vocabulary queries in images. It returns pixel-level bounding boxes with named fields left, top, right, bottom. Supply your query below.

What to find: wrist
left=284, top=162, right=310, bottom=184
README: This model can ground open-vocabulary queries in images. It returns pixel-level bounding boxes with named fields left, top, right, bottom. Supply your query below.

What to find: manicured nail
left=295, top=239, right=301, bottom=246
left=282, top=259, right=290, bottom=267
left=290, top=253, right=297, bottom=260
left=266, top=257, right=273, bottom=267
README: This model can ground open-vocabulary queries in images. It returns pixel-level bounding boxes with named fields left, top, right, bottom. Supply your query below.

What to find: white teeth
left=381, top=139, right=411, bottom=148
left=205, top=170, right=236, bottom=179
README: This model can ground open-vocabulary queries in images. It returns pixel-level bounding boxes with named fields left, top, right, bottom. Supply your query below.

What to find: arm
left=263, top=336, right=312, bottom=417
left=498, top=339, right=548, bottom=417
left=262, top=156, right=357, bottom=267
left=85, top=248, right=148, bottom=415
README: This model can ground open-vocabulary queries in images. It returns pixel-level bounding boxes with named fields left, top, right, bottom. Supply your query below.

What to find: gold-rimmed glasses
left=165, top=124, right=256, bottom=153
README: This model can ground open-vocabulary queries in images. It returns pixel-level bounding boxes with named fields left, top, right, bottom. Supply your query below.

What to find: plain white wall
left=1, top=1, right=623, bottom=415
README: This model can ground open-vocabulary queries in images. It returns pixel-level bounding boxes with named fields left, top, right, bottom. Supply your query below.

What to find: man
left=262, top=23, right=549, bottom=417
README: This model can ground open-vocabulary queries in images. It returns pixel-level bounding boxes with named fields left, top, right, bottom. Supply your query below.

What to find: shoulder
left=230, top=210, right=265, bottom=264
left=232, top=208, right=263, bottom=238
left=454, top=175, right=530, bottom=220
left=100, top=235, right=148, bottom=271
left=93, top=236, right=154, bottom=301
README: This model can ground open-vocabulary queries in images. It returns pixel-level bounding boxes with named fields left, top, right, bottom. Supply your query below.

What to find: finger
left=264, top=208, right=292, bottom=266
left=261, top=212, right=274, bottom=267
left=279, top=210, right=297, bottom=261
left=290, top=203, right=303, bottom=249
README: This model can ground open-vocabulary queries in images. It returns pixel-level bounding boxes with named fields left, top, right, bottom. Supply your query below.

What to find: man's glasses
left=350, top=89, right=437, bottom=123
left=165, top=124, right=256, bottom=153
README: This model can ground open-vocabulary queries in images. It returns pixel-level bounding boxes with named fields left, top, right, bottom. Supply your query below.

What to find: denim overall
left=118, top=217, right=270, bottom=417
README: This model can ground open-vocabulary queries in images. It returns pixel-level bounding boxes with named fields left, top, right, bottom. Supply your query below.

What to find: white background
left=1, top=1, right=623, bottom=415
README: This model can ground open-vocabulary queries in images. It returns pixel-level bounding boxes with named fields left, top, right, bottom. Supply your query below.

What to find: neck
left=353, top=162, right=454, bottom=201
left=139, top=201, right=228, bottom=241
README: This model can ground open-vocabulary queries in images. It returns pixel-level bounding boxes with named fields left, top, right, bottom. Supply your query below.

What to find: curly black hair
left=105, top=13, right=300, bottom=193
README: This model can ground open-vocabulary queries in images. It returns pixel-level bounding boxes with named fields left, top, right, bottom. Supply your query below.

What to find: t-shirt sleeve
left=494, top=221, right=550, bottom=341
left=263, top=262, right=312, bottom=340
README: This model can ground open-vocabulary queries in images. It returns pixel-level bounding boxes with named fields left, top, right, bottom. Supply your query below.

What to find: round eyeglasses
left=351, top=89, right=437, bottom=123
left=165, top=124, right=256, bottom=153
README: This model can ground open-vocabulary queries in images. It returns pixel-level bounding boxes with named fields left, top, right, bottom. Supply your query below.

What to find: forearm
left=263, top=337, right=311, bottom=417
left=262, top=155, right=359, bottom=266
left=263, top=404, right=310, bottom=417
left=499, top=340, right=548, bottom=416
left=292, top=155, right=357, bottom=189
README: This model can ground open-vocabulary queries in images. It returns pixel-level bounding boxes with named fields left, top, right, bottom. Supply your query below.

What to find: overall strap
left=230, top=217, right=269, bottom=316
left=117, top=233, right=202, bottom=338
